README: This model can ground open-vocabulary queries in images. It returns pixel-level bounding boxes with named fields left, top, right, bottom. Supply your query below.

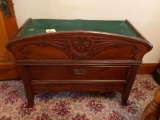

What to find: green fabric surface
left=19, top=19, right=139, bottom=38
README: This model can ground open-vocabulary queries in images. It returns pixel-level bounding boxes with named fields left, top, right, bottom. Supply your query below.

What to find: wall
left=12, top=0, right=160, bottom=63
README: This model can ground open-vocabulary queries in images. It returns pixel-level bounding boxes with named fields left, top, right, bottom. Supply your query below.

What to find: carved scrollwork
left=18, top=36, right=142, bottom=60
left=19, top=47, right=29, bottom=59
left=130, top=45, right=142, bottom=59
left=37, top=42, right=49, bottom=47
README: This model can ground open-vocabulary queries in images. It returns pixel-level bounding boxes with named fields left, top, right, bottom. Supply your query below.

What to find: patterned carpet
left=0, top=75, right=159, bottom=120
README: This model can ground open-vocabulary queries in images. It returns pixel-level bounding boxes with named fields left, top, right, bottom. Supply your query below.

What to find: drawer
left=31, top=83, right=126, bottom=95
left=29, top=65, right=130, bottom=81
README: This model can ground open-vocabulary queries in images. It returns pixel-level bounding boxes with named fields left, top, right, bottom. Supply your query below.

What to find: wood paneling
left=0, top=0, right=20, bottom=80
left=0, top=63, right=20, bottom=80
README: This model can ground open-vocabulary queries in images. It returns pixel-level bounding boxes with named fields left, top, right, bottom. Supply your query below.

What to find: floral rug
left=0, top=75, right=159, bottom=120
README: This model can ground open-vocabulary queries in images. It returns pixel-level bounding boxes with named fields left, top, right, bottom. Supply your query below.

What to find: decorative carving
left=72, top=37, right=92, bottom=54
left=68, top=37, right=95, bottom=59
left=19, top=47, right=29, bottom=59
left=18, top=36, right=142, bottom=60
left=38, top=42, right=49, bottom=47
left=130, top=45, right=142, bottom=59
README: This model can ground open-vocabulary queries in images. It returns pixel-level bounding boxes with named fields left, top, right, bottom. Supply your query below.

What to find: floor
left=0, top=74, right=159, bottom=120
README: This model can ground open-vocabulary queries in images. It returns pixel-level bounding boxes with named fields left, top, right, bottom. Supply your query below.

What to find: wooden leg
left=121, top=93, right=128, bottom=106
left=26, top=94, right=34, bottom=108
left=121, top=66, right=139, bottom=106
left=18, top=66, right=34, bottom=108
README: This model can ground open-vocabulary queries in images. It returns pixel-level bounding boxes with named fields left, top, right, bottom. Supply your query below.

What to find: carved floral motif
left=18, top=36, right=142, bottom=60
left=72, top=37, right=92, bottom=54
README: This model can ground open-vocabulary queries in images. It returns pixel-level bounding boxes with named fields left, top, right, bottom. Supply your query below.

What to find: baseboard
left=137, top=63, right=160, bottom=74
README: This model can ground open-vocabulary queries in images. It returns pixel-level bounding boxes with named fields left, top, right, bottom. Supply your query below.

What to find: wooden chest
left=6, top=19, right=152, bottom=107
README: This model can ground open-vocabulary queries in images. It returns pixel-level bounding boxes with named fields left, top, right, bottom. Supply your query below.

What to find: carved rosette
left=68, top=37, right=95, bottom=59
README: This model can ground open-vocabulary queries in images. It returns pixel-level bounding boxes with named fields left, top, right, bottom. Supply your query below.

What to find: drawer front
left=29, top=65, right=130, bottom=81
left=32, top=83, right=126, bottom=95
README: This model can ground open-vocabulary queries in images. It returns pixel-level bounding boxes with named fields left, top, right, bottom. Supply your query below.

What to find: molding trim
left=138, top=63, right=160, bottom=74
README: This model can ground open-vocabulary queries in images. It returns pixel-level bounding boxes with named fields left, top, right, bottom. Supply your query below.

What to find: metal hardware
left=0, top=0, right=11, bottom=17
left=74, top=69, right=86, bottom=75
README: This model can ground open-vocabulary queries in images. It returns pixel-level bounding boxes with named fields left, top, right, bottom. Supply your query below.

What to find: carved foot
left=121, top=100, right=128, bottom=106
left=26, top=101, right=34, bottom=108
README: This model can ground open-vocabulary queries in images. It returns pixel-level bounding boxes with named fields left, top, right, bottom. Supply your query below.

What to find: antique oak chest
left=6, top=19, right=152, bottom=108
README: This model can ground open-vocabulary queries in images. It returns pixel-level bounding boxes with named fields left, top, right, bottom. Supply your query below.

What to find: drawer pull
left=74, top=69, right=86, bottom=75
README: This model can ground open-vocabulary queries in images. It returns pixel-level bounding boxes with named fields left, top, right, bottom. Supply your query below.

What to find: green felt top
left=19, top=19, right=139, bottom=38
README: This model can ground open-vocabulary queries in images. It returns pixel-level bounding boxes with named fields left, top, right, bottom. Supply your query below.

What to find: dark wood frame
left=6, top=19, right=152, bottom=108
